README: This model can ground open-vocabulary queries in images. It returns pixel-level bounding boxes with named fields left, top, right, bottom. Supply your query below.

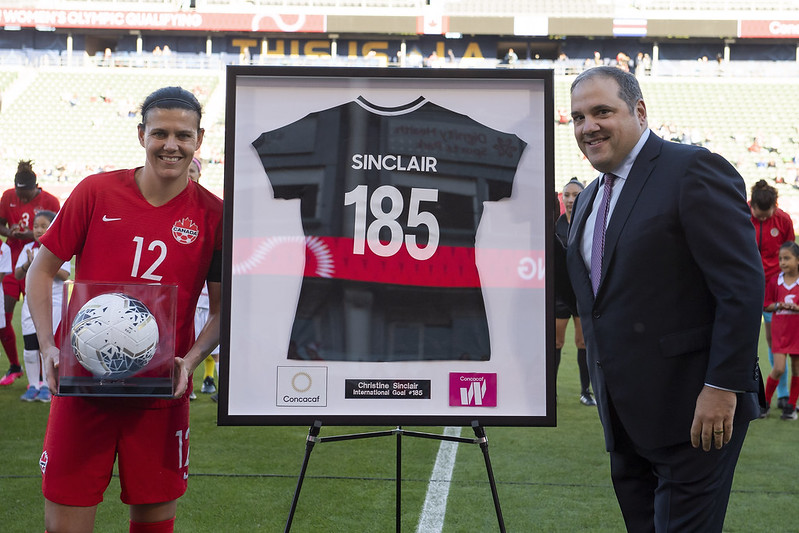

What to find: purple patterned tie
left=590, top=173, right=617, bottom=295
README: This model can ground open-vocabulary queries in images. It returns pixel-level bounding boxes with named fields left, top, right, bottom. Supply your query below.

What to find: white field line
left=415, top=426, right=463, bottom=533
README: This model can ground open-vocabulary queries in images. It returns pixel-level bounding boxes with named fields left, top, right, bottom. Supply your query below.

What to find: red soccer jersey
left=765, top=272, right=799, bottom=354
left=0, top=187, right=60, bottom=263
left=751, top=206, right=795, bottom=283
left=40, top=169, right=223, bottom=360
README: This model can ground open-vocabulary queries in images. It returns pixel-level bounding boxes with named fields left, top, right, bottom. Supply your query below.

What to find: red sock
left=0, top=314, right=19, bottom=367
left=789, top=376, right=799, bottom=408
left=129, top=517, right=175, bottom=533
left=766, top=375, right=780, bottom=406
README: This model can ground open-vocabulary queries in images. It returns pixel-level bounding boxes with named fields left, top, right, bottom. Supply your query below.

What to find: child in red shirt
left=764, top=241, right=799, bottom=419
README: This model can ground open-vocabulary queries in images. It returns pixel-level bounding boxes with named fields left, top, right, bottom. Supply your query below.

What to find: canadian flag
left=417, top=8, right=448, bottom=35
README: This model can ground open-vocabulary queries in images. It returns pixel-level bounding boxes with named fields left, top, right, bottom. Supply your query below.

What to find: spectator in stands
left=634, top=52, right=646, bottom=78
left=555, top=178, right=594, bottom=406
left=503, top=48, right=518, bottom=65
left=0, top=161, right=60, bottom=387
left=27, top=85, right=222, bottom=533
left=750, top=179, right=796, bottom=415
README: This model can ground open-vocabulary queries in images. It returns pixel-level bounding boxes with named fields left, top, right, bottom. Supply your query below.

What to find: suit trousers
left=606, top=395, right=750, bottom=533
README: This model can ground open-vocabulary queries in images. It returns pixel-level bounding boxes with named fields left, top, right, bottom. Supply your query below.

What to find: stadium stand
left=0, top=67, right=223, bottom=189
left=1, top=65, right=798, bottom=200
left=555, top=76, right=799, bottom=195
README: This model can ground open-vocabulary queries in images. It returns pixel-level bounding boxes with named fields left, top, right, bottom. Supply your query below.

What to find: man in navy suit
left=566, top=66, right=764, bottom=532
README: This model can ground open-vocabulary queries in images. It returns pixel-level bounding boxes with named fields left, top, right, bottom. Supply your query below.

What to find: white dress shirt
left=580, top=129, right=650, bottom=273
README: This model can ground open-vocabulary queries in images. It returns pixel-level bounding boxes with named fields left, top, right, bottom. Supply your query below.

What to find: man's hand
left=690, top=385, right=737, bottom=451
left=41, top=345, right=60, bottom=392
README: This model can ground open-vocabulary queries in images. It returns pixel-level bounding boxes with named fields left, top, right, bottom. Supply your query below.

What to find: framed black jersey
left=220, top=66, right=555, bottom=427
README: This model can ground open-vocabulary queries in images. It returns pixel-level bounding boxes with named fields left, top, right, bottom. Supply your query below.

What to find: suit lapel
left=601, top=133, right=663, bottom=285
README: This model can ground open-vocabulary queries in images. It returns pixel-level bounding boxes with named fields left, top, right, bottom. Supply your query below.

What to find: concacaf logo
left=172, top=217, right=199, bottom=245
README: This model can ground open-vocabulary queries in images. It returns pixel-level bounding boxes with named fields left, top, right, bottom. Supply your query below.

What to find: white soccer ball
left=70, top=293, right=159, bottom=379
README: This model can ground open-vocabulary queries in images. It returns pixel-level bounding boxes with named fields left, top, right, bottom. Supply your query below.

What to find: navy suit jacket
left=566, top=132, right=764, bottom=451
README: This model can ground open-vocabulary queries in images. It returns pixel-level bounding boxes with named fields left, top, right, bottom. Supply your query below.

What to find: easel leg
left=396, top=426, right=402, bottom=533
left=472, top=421, right=506, bottom=533
left=285, top=420, right=322, bottom=533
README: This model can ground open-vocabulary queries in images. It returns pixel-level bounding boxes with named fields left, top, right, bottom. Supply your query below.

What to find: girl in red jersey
left=764, top=241, right=799, bottom=420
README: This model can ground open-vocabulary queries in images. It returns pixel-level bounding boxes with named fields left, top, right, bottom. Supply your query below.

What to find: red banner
left=232, top=236, right=545, bottom=289
left=739, top=20, right=799, bottom=38
left=0, top=8, right=325, bottom=32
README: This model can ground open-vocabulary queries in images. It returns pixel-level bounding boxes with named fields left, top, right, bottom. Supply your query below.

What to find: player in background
left=0, top=161, right=60, bottom=386
left=26, top=86, right=223, bottom=533
left=763, top=241, right=799, bottom=420
left=188, top=157, right=219, bottom=401
left=15, top=210, right=69, bottom=403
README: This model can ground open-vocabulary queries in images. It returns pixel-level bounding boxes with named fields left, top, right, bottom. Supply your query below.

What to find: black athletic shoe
left=781, top=404, right=797, bottom=420
left=580, top=392, right=597, bottom=406
left=777, top=396, right=789, bottom=410
left=201, top=376, right=216, bottom=394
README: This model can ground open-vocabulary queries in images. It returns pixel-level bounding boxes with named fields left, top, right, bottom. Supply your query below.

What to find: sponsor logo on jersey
left=277, top=366, right=327, bottom=406
left=448, top=372, right=497, bottom=407
left=102, top=215, right=122, bottom=222
left=172, top=217, right=199, bottom=245
left=39, top=450, right=48, bottom=474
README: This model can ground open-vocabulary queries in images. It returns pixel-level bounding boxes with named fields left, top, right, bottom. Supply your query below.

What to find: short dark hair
left=35, top=210, right=56, bottom=223
left=750, top=179, right=778, bottom=211
left=570, top=66, right=643, bottom=114
left=139, top=86, right=202, bottom=128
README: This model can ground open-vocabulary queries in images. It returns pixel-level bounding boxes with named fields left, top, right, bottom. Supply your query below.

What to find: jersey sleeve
left=765, top=278, right=777, bottom=307
left=251, top=115, right=318, bottom=201
left=0, top=190, right=10, bottom=222
left=0, top=243, right=12, bottom=274
left=14, top=244, right=30, bottom=270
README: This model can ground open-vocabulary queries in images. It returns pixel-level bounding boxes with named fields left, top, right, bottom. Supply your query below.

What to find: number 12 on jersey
left=344, top=185, right=440, bottom=261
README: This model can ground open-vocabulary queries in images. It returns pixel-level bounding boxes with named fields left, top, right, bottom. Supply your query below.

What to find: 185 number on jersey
left=344, top=185, right=439, bottom=260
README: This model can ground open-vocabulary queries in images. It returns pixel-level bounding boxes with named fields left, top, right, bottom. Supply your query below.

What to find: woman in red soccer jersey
left=0, top=161, right=60, bottom=386
left=750, top=179, right=796, bottom=412
left=763, top=241, right=799, bottom=420
left=26, top=87, right=223, bottom=533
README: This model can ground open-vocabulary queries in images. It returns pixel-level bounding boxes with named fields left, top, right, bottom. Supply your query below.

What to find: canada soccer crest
left=172, top=217, right=199, bottom=245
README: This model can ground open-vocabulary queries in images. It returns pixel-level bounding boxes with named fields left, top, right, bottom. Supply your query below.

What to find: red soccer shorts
left=41, top=395, right=190, bottom=506
left=2, top=272, right=23, bottom=300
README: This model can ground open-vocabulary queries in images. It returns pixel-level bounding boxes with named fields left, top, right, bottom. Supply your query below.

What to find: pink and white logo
left=449, top=372, right=497, bottom=407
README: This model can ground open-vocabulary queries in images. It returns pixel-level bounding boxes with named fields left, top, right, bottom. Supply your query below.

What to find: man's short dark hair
left=570, top=66, right=643, bottom=114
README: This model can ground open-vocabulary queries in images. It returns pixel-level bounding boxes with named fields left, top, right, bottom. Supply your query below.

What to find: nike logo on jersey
left=102, top=215, right=122, bottom=222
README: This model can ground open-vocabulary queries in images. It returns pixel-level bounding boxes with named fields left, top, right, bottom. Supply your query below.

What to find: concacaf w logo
left=448, top=372, right=498, bottom=407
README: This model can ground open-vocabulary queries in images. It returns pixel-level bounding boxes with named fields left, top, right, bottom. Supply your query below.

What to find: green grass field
left=1, top=321, right=797, bottom=532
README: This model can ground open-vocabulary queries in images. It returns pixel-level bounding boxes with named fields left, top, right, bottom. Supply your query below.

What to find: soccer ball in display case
left=70, top=292, right=160, bottom=379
